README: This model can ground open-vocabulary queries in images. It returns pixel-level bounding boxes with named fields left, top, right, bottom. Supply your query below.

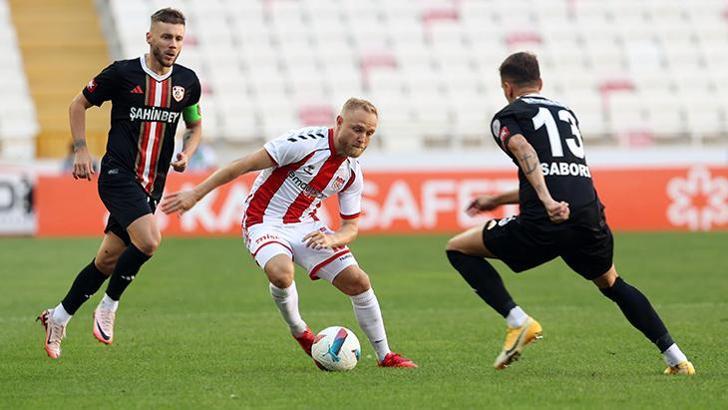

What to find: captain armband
left=183, top=103, right=202, bottom=124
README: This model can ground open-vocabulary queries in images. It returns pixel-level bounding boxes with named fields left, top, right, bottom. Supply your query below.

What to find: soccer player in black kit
left=446, top=52, right=694, bottom=375
left=37, top=8, right=202, bottom=359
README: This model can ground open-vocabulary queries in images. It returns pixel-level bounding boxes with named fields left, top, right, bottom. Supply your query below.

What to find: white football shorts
left=243, top=221, right=358, bottom=282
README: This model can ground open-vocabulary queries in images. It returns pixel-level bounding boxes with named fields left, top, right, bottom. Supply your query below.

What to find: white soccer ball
left=311, top=326, right=361, bottom=371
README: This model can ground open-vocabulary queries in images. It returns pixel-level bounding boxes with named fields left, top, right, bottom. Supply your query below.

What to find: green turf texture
left=1, top=233, right=726, bottom=409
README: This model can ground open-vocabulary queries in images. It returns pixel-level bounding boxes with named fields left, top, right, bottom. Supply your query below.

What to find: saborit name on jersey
left=129, top=106, right=180, bottom=123
left=541, top=161, right=592, bottom=178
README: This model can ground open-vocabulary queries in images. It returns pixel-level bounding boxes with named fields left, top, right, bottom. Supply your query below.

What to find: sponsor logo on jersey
left=499, top=126, right=511, bottom=145
left=288, top=171, right=325, bottom=199
left=86, top=79, right=97, bottom=92
left=332, top=176, right=345, bottom=191
left=303, top=165, right=315, bottom=175
left=172, top=86, right=185, bottom=102
left=486, top=219, right=497, bottom=230
left=540, top=162, right=592, bottom=178
left=129, top=107, right=181, bottom=123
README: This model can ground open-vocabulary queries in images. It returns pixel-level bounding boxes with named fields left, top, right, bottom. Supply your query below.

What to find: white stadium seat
left=84, top=0, right=728, bottom=153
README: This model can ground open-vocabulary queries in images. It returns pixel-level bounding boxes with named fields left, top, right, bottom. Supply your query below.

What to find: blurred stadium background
left=0, top=0, right=726, bottom=236
left=1, top=2, right=727, bottom=407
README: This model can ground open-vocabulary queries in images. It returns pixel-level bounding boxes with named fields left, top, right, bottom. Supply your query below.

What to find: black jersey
left=82, top=56, right=201, bottom=200
left=490, top=94, right=599, bottom=223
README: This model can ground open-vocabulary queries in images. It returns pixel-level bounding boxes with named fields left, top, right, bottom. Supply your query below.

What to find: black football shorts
left=98, top=170, right=156, bottom=245
left=482, top=206, right=614, bottom=280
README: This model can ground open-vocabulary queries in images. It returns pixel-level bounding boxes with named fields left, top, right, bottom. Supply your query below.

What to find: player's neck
left=515, top=89, right=540, bottom=98
left=144, top=53, right=172, bottom=76
left=509, top=88, right=541, bottom=103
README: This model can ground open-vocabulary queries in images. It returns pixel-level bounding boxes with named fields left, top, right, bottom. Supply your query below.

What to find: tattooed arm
left=171, top=120, right=202, bottom=172
left=506, top=134, right=570, bottom=223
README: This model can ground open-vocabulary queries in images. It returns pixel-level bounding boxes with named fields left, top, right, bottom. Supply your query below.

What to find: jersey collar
left=140, top=55, right=173, bottom=82
left=328, top=128, right=339, bottom=155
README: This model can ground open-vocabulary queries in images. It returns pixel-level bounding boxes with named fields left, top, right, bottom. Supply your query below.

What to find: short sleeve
left=186, top=73, right=202, bottom=107
left=82, top=62, right=119, bottom=107
left=338, top=164, right=363, bottom=219
left=263, top=133, right=311, bottom=167
left=491, top=114, right=523, bottom=153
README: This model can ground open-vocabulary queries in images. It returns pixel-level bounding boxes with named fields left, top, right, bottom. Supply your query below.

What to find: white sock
left=662, top=343, right=688, bottom=367
left=52, top=303, right=72, bottom=326
left=100, top=294, right=119, bottom=312
left=269, top=282, right=307, bottom=336
left=350, top=288, right=391, bottom=361
left=506, top=306, right=528, bottom=328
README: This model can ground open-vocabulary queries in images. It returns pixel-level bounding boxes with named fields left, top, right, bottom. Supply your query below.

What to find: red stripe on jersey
left=283, top=154, right=346, bottom=223
left=309, top=249, right=351, bottom=280
left=145, top=122, right=165, bottom=192
left=327, top=128, right=335, bottom=151
left=245, top=152, right=317, bottom=227
left=136, top=121, right=151, bottom=181
left=341, top=169, right=356, bottom=192
left=160, top=79, right=167, bottom=108
left=144, top=80, right=170, bottom=191
left=146, top=75, right=156, bottom=105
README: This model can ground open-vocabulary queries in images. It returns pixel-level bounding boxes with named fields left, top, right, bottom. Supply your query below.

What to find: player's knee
left=265, top=264, right=295, bottom=289
left=135, top=237, right=160, bottom=256
left=593, top=265, right=618, bottom=289
left=94, top=256, right=116, bottom=276
left=339, top=270, right=371, bottom=296
left=445, top=236, right=462, bottom=252
left=268, top=274, right=294, bottom=289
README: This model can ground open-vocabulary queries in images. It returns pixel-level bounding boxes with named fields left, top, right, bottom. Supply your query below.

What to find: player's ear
left=146, top=31, right=152, bottom=45
left=502, top=81, right=512, bottom=99
left=336, top=115, right=343, bottom=127
left=536, top=78, right=543, bottom=92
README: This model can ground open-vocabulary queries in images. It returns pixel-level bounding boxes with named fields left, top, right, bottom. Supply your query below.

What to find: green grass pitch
left=1, top=233, right=727, bottom=409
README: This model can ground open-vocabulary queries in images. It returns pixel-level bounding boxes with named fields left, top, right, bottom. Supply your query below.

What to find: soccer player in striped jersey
left=37, top=8, right=202, bottom=358
left=162, top=98, right=416, bottom=368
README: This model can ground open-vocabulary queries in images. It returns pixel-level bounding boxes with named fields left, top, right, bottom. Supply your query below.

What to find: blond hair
left=341, top=98, right=378, bottom=117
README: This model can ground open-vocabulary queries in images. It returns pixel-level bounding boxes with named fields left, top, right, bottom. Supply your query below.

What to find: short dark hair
left=151, top=8, right=186, bottom=25
left=499, top=52, right=540, bottom=86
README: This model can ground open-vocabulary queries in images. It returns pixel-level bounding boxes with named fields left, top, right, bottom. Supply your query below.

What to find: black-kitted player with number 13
left=445, top=52, right=694, bottom=375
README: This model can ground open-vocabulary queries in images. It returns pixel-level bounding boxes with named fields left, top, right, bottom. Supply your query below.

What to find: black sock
left=446, top=250, right=517, bottom=317
left=60, top=259, right=109, bottom=315
left=600, top=277, right=674, bottom=352
left=105, top=244, right=151, bottom=301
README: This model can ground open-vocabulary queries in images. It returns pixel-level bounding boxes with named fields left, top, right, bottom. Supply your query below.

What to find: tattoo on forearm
left=182, top=129, right=192, bottom=147
left=520, top=153, right=538, bottom=175
left=72, top=140, right=87, bottom=151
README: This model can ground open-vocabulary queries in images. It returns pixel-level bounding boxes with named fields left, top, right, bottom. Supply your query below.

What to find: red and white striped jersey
left=243, top=127, right=363, bottom=228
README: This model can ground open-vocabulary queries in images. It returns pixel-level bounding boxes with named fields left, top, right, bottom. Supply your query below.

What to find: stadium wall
left=28, top=164, right=728, bottom=236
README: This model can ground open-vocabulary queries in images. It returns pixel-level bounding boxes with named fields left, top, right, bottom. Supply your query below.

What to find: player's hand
left=303, top=230, right=334, bottom=250
left=545, top=199, right=570, bottom=223
left=466, top=195, right=500, bottom=216
left=72, top=148, right=95, bottom=181
left=171, top=152, right=189, bottom=172
left=161, top=189, right=198, bottom=214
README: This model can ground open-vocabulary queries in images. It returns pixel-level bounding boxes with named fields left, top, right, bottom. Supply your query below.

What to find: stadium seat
left=92, top=0, right=728, bottom=152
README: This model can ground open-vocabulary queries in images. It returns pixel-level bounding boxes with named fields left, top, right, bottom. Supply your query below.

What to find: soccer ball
left=311, top=326, right=361, bottom=371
